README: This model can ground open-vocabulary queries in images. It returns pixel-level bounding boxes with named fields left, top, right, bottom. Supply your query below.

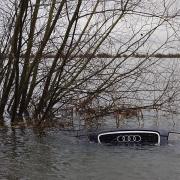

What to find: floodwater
left=0, top=124, right=180, bottom=180
left=1, top=58, right=180, bottom=179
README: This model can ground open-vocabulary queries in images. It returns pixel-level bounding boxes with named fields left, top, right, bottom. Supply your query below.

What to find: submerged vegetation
left=0, top=0, right=179, bottom=129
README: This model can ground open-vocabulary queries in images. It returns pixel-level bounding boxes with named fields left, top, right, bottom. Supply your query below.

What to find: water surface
left=0, top=127, right=180, bottom=180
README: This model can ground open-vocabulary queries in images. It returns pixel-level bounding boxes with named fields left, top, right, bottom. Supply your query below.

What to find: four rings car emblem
left=88, top=129, right=180, bottom=146
left=93, top=130, right=162, bottom=145
left=117, top=135, right=142, bottom=142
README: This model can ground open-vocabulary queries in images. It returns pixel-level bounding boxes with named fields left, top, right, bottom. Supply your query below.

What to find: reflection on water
left=0, top=125, right=180, bottom=180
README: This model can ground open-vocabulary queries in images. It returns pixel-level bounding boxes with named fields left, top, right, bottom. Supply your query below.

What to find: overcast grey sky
left=0, top=0, right=180, bottom=54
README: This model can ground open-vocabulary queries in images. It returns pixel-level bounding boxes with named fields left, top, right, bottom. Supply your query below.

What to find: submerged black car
left=88, top=128, right=170, bottom=145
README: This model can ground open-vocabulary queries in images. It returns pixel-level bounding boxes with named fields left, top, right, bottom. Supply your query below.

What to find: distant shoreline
left=29, top=53, right=180, bottom=59
left=2, top=53, right=180, bottom=59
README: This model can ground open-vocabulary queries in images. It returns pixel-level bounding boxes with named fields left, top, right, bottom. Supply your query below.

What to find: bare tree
left=0, top=0, right=179, bottom=128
